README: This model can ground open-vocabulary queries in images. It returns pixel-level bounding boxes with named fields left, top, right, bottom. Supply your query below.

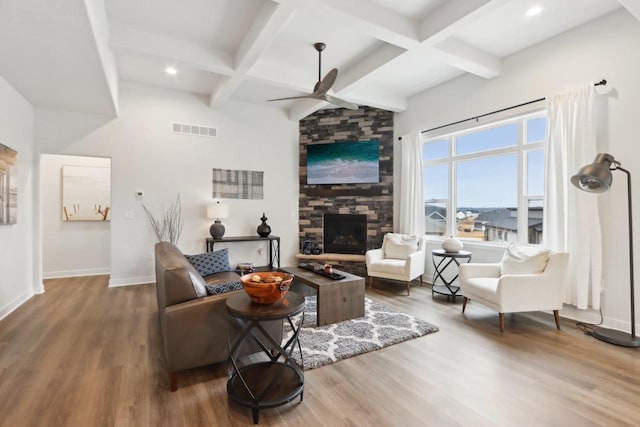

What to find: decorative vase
left=210, top=220, right=225, bottom=239
left=257, top=212, right=271, bottom=237
left=302, top=237, right=312, bottom=255
left=442, top=236, right=463, bottom=252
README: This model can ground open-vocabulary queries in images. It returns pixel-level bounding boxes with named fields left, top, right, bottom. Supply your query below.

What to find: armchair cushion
left=500, top=244, right=550, bottom=275
left=383, top=233, right=419, bottom=259
left=186, top=248, right=232, bottom=276
left=367, top=258, right=407, bottom=275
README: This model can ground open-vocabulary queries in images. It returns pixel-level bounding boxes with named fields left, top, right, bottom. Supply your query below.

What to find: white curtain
left=399, top=133, right=425, bottom=236
left=544, top=85, right=602, bottom=309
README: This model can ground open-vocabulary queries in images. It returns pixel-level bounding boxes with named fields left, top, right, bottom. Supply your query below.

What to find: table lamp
left=207, top=201, right=229, bottom=239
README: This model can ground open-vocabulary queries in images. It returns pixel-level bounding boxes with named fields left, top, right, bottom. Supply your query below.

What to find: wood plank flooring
left=1, top=275, right=639, bottom=426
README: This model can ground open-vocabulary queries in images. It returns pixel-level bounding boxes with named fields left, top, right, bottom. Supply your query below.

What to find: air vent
left=171, top=122, right=217, bottom=138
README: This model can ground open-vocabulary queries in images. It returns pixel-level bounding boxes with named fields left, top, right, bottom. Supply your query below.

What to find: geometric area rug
left=283, top=296, right=439, bottom=371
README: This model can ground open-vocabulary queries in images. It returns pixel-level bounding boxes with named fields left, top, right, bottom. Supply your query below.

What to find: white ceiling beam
left=110, top=25, right=233, bottom=75
left=287, top=98, right=330, bottom=121
left=618, top=0, right=640, bottom=20
left=209, top=1, right=295, bottom=108
left=345, top=93, right=406, bottom=113
left=286, top=0, right=507, bottom=120
left=431, top=38, right=501, bottom=79
left=332, top=44, right=407, bottom=94
left=418, top=0, right=509, bottom=44
left=280, top=0, right=420, bottom=49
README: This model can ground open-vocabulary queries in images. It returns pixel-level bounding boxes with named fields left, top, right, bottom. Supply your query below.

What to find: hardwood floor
left=1, top=275, right=639, bottom=426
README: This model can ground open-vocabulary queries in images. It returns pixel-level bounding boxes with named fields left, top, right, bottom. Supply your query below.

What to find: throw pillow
left=500, top=243, right=550, bottom=275
left=384, top=233, right=419, bottom=260
left=185, top=248, right=232, bottom=277
left=205, top=280, right=243, bottom=296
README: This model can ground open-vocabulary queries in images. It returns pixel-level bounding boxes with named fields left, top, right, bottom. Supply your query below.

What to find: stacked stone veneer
left=299, top=106, right=394, bottom=276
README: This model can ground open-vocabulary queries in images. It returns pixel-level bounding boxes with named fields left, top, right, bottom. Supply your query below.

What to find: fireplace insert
left=323, top=214, right=367, bottom=255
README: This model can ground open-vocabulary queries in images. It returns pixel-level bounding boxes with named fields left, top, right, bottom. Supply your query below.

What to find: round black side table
left=226, top=292, right=305, bottom=424
left=431, top=249, right=472, bottom=302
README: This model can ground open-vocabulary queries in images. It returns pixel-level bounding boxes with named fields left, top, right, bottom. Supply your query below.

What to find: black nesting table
left=431, top=249, right=472, bottom=302
left=226, top=292, right=305, bottom=424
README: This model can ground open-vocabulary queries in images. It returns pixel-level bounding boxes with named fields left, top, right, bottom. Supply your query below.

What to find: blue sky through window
left=424, top=116, right=546, bottom=209
left=457, top=154, right=517, bottom=207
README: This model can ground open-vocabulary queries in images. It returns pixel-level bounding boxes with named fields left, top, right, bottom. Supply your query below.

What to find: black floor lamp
left=571, top=153, right=640, bottom=347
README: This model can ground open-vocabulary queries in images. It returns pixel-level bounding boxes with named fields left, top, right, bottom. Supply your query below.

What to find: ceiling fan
left=268, top=42, right=358, bottom=110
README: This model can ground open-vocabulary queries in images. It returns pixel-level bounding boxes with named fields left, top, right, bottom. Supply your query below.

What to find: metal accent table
left=207, top=235, right=280, bottom=270
left=431, top=249, right=472, bottom=302
left=226, top=292, right=305, bottom=424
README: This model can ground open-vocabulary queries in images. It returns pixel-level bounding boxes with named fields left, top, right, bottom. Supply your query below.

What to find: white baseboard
left=0, top=290, right=34, bottom=321
left=43, top=268, right=110, bottom=279
left=109, top=275, right=155, bottom=287
left=558, top=305, right=639, bottom=334
left=33, top=281, right=45, bottom=294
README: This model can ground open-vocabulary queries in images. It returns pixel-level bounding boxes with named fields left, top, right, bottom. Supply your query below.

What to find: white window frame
left=422, top=110, right=546, bottom=245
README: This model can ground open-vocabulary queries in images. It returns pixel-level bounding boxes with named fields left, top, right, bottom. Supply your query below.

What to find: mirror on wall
left=61, top=165, right=111, bottom=221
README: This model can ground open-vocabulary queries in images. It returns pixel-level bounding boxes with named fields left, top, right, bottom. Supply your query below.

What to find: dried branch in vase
left=141, top=194, right=184, bottom=245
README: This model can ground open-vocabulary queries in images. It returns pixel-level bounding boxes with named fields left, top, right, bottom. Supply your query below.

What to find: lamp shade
left=207, top=202, right=229, bottom=219
left=570, top=153, right=615, bottom=193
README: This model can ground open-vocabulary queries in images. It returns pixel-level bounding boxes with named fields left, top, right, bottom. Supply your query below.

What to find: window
left=422, top=113, right=546, bottom=245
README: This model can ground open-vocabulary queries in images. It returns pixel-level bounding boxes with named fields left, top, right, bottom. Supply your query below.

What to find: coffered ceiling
left=1, top=0, right=637, bottom=120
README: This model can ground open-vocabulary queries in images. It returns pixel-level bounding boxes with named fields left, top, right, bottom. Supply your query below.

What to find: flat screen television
left=306, top=140, right=379, bottom=185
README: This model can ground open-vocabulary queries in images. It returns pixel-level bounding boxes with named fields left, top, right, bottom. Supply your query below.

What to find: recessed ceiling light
left=526, top=6, right=542, bottom=17
left=165, top=67, right=177, bottom=75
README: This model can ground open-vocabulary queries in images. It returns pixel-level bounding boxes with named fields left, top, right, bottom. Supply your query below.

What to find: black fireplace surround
left=323, top=214, right=367, bottom=255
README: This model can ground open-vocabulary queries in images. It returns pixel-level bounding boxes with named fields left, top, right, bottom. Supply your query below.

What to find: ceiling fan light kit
left=268, top=42, right=358, bottom=110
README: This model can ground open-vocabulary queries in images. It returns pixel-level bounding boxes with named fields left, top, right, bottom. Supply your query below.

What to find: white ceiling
left=1, top=0, right=634, bottom=121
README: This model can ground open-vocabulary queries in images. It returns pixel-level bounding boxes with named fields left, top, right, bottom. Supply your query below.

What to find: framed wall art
left=62, top=165, right=111, bottom=221
left=0, top=143, right=18, bottom=225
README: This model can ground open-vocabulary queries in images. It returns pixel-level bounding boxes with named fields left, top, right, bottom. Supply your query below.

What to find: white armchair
left=366, top=234, right=428, bottom=295
left=459, top=251, right=569, bottom=332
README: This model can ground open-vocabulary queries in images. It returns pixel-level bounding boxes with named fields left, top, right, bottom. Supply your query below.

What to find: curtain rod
left=397, top=79, right=607, bottom=140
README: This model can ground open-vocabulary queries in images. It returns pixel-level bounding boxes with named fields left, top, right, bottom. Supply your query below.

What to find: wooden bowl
left=240, top=272, right=294, bottom=304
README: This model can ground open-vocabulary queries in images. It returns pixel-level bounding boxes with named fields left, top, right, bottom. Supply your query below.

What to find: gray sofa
left=154, top=241, right=283, bottom=391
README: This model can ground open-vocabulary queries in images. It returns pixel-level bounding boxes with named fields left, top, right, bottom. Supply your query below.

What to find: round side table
left=431, top=249, right=472, bottom=302
left=226, top=291, right=305, bottom=424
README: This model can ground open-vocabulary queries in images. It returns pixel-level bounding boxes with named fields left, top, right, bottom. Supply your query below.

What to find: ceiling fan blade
left=268, top=95, right=317, bottom=102
left=313, top=68, right=338, bottom=96
left=325, top=94, right=358, bottom=110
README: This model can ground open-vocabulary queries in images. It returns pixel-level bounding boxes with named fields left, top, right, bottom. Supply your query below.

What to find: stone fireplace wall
left=298, top=106, right=394, bottom=275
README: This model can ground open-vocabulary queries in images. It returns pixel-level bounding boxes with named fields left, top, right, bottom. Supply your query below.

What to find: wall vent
left=171, top=122, right=217, bottom=138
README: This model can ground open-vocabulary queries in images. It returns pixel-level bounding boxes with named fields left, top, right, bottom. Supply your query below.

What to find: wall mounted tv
left=306, top=140, right=379, bottom=185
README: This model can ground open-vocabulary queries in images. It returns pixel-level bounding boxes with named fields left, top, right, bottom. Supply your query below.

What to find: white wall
left=395, top=10, right=640, bottom=331
left=0, top=75, right=35, bottom=320
left=37, top=81, right=299, bottom=286
left=40, top=154, right=110, bottom=278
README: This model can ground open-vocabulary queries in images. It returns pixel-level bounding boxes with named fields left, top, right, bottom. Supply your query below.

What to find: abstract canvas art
left=212, top=168, right=263, bottom=199
left=62, top=165, right=111, bottom=221
left=307, top=140, right=379, bottom=185
left=0, top=143, right=18, bottom=225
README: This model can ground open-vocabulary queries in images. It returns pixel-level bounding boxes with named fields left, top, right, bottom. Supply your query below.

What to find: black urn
left=257, top=212, right=271, bottom=237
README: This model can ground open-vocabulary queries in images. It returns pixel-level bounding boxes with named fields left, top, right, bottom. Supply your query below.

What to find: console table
left=206, top=235, right=280, bottom=270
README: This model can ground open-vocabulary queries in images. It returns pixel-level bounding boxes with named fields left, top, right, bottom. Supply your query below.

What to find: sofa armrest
left=405, top=249, right=426, bottom=277
left=163, top=291, right=283, bottom=372
left=459, top=263, right=501, bottom=281
left=163, top=292, right=236, bottom=372
left=366, top=248, right=384, bottom=268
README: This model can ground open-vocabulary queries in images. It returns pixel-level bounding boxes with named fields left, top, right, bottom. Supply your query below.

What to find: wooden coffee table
left=280, top=266, right=365, bottom=326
